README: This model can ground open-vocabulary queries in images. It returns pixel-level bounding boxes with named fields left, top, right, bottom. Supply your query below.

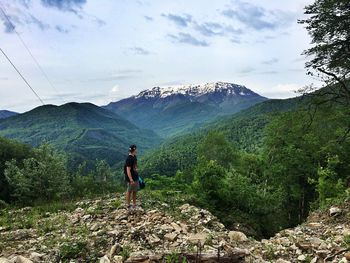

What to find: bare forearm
left=127, top=168, right=133, bottom=182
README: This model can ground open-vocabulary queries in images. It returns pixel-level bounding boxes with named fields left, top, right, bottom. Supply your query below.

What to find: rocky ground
left=0, top=194, right=349, bottom=263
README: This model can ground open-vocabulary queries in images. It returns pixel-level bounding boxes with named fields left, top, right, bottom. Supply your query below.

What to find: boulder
left=148, top=234, right=161, bottom=244
left=0, top=258, right=10, bottom=263
left=113, top=255, right=123, bottom=263
left=187, top=232, right=209, bottom=244
left=170, top=222, right=182, bottom=232
left=99, top=255, right=110, bottom=263
left=10, top=256, right=33, bottom=263
left=164, top=232, right=177, bottom=241
left=228, top=231, right=248, bottom=242
left=297, top=255, right=306, bottom=261
left=29, top=252, right=43, bottom=262
left=345, top=252, right=350, bottom=260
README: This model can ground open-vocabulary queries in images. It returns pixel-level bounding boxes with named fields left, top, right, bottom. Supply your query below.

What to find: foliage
left=164, top=251, right=180, bottom=263
left=119, top=245, right=131, bottom=261
left=299, top=0, right=350, bottom=104
left=59, top=240, right=88, bottom=261
left=142, top=97, right=350, bottom=238
left=140, top=96, right=304, bottom=178
left=0, top=140, right=122, bottom=206
left=0, top=137, right=33, bottom=203
left=314, top=155, right=347, bottom=208
left=4, top=144, right=71, bottom=204
left=263, top=103, right=350, bottom=225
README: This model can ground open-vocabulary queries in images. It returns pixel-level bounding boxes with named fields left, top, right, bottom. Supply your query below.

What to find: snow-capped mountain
left=104, top=82, right=268, bottom=137
left=134, top=82, right=259, bottom=100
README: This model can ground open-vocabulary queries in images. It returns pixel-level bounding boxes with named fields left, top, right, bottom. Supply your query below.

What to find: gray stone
left=164, top=232, right=177, bottom=241
left=29, top=252, right=43, bottom=261
left=11, top=256, right=33, bottom=263
left=228, top=231, right=248, bottom=242
left=99, top=255, right=110, bottom=263
left=329, top=207, right=341, bottom=216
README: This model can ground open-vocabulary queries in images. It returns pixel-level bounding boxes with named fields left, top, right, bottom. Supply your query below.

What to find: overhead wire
left=0, top=47, right=45, bottom=105
left=0, top=2, right=64, bottom=104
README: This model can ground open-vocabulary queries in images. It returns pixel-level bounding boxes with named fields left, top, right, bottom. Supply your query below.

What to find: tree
left=4, top=144, right=71, bottom=204
left=299, top=0, right=350, bottom=105
left=0, top=137, right=32, bottom=203
left=95, top=159, right=113, bottom=182
left=197, top=132, right=239, bottom=169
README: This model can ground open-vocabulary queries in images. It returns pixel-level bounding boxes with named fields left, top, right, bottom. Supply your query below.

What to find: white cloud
left=261, top=83, right=302, bottom=98
left=0, top=0, right=316, bottom=112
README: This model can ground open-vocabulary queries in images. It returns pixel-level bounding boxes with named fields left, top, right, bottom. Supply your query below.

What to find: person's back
left=124, top=145, right=139, bottom=210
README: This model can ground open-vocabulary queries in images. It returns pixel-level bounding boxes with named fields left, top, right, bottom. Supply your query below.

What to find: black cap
left=129, top=145, right=137, bottom=152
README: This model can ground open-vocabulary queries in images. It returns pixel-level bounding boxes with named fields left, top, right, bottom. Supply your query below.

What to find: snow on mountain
left=134, top=82, right=258, bottom=99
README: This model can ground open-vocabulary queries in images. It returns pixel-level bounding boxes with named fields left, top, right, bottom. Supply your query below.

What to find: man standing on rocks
left=124, top=145, right=139, bottom=210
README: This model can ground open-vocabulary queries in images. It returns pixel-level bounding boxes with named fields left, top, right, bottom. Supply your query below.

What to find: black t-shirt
left=124, top=154, right=139, bottom=182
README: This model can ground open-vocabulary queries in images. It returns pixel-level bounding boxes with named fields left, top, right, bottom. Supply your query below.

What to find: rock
left=148, top=234, right=161, bottom=244
left=29, top=252, right=43, bottom=261
left=329, top=207, right=341, bottom=216
left=90, top=223, right=100, bottom=231
left=309, top=237, right=322, bottom=248
left=343, top=228, right=350, bottom=236
left=228, top=231, right=248, bottom=242
left=310, top=257, right=318, bottom=263
left=148, top=254, right=163, bottom=261
left=109, top=243, right=121, bottom=258
left=318, top=242, right=328, bottom=250
left=297, top=255, right=306, bottom=261
left=276, top=259, right=291, bottom=263
left=11, top=256, right=33, bottom=263
left=164, top=232, right=177, bottom=241
left=187, top=232, right=209, bottom=244
left=0, top=258, right=10, bottom=263
left=296, top=241, right=312, bottom=251
left=74, top=207, right=84, bottom=213
left=99, top=255, right=110, bottom=263
left=113, top=255, right=123, bottom=263
left=170, top=222, right=182, bottom=232
left=345, top=252, right=350, bottom=260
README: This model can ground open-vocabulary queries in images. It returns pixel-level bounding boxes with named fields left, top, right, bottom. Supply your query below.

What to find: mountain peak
left=134, top=82, right=261, bottom=99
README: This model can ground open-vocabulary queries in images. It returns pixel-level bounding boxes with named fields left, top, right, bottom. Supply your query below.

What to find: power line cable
left=0, top=3, right=63, bottom=102
left=0, top=47, right=45, bottom=105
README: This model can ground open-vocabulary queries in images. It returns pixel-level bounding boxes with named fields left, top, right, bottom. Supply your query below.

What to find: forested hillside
left=139, top=94, right=305, bottom=177
left=141, top=99, right=350, bottom=237
left=0, top=103, right=160, bottom=169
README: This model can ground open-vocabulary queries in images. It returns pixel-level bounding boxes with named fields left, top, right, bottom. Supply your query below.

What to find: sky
left=0, top=0, right=318, bottom=113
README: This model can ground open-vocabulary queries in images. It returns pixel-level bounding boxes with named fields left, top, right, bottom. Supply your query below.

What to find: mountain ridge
left=0, top=102, right=160, bottom=168
left=0, top=110, right=18, bottom=120
left=104, top=81, right=268, bottom=137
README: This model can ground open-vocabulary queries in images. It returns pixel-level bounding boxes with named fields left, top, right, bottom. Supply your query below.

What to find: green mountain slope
left=0, top=103, right=161, bottom=168
left=0, top=110, right=18, bottom=119
left=140, top=95, right=306, bottom=176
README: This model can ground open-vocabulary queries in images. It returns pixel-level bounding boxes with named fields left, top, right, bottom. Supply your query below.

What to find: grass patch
left=111, top=199, right=121, bottom=209
left=119, top=245, right=131, bottom=261
left=343, top=235, right=350, bottom=248
left=59, top=240, right=88, bottom=261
